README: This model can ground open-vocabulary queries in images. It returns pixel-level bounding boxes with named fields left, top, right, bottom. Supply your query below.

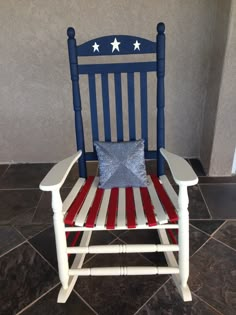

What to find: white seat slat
left=147, top=176, right=168, bottom=224
left=133, top=187, right=147, bottom=226
left=63, top=178, right=85, bottom=215
left=75, top=177, right=99, bottom=226
left=160, top=175, right=179, bottom=210
left=117, top=188, right=126, bottom=227
left=95, top=188, right=111, bottom=228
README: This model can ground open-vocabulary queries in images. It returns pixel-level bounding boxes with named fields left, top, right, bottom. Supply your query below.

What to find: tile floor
left=0, top=160, right=235, bottom=315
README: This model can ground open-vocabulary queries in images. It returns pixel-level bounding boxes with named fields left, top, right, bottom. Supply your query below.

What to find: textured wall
left=0, top=0, right=217, bottom=162
left=200, top=0, right=232, bottom=173
left=208, top=0, right=236, bottom=175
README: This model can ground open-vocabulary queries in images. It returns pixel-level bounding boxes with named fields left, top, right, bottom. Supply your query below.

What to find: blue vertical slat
left=67, top=27, right=87, bottom=178
left=101, top=73, right=111, bottom=141
left=140, top=72, right=148, bottom=150
left=88, top=74, right=99, bottom=142
left=156, top=23, right=165, bottom=177
left=114, top=73, right=123, bottom=141
left=127, top=72, right=136, bottom=140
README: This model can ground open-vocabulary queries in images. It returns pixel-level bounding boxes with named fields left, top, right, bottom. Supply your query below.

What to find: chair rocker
left=40, top=23, right=198, bottom=303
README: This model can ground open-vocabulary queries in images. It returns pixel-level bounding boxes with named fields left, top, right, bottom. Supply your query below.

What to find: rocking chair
left=40, top=23, right=198, bottom=303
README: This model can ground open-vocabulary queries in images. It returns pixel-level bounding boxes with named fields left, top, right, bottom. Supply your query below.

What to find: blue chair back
left=67, top=23, right=165, bottom=178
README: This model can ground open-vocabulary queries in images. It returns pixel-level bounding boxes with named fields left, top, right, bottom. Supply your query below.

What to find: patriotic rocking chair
left=40, top=23, right=198, bottom=303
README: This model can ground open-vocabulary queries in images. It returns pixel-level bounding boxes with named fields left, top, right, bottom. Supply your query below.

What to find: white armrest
left=160, top=148, right=198, bottom=186
left=39, top=151, right=82, bottom=191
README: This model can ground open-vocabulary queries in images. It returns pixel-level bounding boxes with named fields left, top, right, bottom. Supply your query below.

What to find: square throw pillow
left=94, top=139, right=148, bottom=189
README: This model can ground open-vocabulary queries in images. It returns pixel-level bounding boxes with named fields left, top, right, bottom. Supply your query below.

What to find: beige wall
left=0, top=0, right=227, bottom=164
left=208, top=0, right=236, bottom=175
left=200, top=0, right=236, bottom=176
left=200, top=0, right=232, bottom=173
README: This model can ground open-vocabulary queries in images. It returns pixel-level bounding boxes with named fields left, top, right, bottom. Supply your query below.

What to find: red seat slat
left=106, top=188, right=119, bottom=229
left=140, top=187, right=157, bottom=226
left=85, top=188, right=104, bottom=227
left=126, top=187, right=136, bottom=228
left=150, top=175, right=178, bottom=222
left=70, top=231, right=81, bottom=247
left=64, top=176, right=94, bottom=226
left=167, top=229, right=177, bottom=244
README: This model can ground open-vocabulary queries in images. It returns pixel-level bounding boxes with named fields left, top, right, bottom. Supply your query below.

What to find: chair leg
left=178, top=185, right=190, bottom=290
left=52, top=190, right=69, bottom=290
left=158, top=229, right=192, bottom=301
left=158, top=184, right=192, bottom=302
left=57, top=230, right=92, bottom=303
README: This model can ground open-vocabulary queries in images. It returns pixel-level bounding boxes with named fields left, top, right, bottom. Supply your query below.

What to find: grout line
left=82, top=253, right=96, bottom=266
left=198, top=185, right=212, bottom=219
left=190, top=237, right=211, bottom=259
left=16, top=283, right=60, bottom=315
left=11, top=226, right=28, bottom=241
left=31, top=191, right=45, bottom=221
left=0, top=164, right=11, bottom=178
left=73, top=289, right=99, bottom=315
left=110, top=230, right=129, bottom=238
left=216, top=218, right=236, bottom=221
left=12, top=225, right=29, bottom=240
left=133, top=277, right=171, bottom=315
left=30, top=224, right=53, bottom=239
left=211, top=236, right=236, bottom=253
left=189, top=222, right=211, bottom=238
left=192, top=292, right=223, bottom=315
left=189, top=218, right=236, bottom=221
left=0, top=188, right=42, bottom=191
left=210, top=220, right=227, bottom=237
left=9, top=207, right=37, bottom=225
left=190, top=224, right=236, bottom=258
left=137, top=251, right=159, bottom=267
left=189, top=224, right=211, bottom=260
left=199, top=182, right=236, bottom=185
left=0, top=240, right=27, bottom=259
left=27, top=241, right=58, bottom=273
left=13, top=224, right=53, bottom=241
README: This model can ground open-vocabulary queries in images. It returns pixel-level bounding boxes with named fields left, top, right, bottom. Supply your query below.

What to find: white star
left=110, top=37, right=120, bottom=52
left=133, top=40, right=141, bottom=51
left=92, top=42, right=99, bottom=52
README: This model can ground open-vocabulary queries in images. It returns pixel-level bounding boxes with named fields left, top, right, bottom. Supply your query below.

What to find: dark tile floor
left=0, top=160, right=235, bottom=315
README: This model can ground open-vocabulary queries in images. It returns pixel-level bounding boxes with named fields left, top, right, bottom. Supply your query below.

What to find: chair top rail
left=76, top=35, right=156, bottom=57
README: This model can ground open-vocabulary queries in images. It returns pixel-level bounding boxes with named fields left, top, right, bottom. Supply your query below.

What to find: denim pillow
left=94, top=140, right=148, bottom=189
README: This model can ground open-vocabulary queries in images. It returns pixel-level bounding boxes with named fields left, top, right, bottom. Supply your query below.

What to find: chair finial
left=157, top=23, right=165, bottom=34
left=67, top=27, right=75, bottom=39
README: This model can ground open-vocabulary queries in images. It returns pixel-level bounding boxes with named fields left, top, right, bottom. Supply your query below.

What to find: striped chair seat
left=64, top=175, right=178, bottom=229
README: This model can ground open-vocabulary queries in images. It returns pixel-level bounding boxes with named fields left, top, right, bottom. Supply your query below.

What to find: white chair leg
left=158, top=229, right=192, bottom=301
left=178, top=185, right=190, bottom=288
left=52, top=190, right=69, bottom=290
left=57, top=230, right=92, bottom=303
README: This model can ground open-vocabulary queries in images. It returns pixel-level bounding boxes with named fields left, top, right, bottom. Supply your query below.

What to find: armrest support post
left=178, top=184, right=190, bottom=288
left=52, top=189, right=69, bottom=289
